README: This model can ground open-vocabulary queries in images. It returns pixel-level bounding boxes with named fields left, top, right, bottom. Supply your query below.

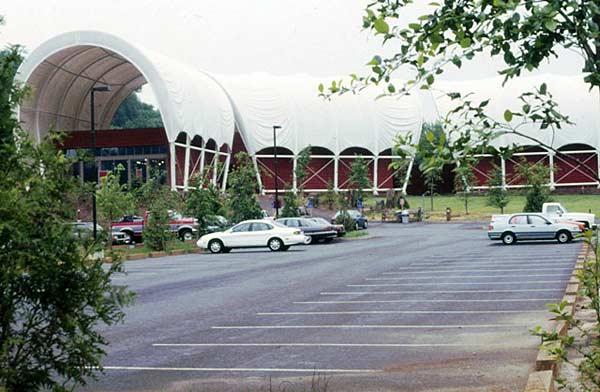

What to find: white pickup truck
left=541, top=202, right=596, bottom=230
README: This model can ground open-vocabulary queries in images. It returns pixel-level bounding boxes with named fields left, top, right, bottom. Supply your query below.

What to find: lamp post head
left=92, top=85, right=112, bottom=92
left=273, top=125, right=282, bottom=130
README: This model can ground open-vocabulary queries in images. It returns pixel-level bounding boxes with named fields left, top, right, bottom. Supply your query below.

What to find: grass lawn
left=110, top=240, right=197, bottom=256
left=345, top=230, right=369, bottom=238
left=361, top=194, right=600, bottom=222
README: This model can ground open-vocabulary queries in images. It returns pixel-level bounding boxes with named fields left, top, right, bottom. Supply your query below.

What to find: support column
left=333, top=156, right=339, bottom=191
left=372, top=157, right=379, bottom=195
left=548, top=151, right=555, bottom=190
left=127, top=159, right=132, bottom=188
left=402, top=158, right=414, bottom=194
left=292, top=155, right=298, bottom=193
left=252, top=154, right=265, bottom=194
left=199, top=141, right=206, bottom=181
left=500, top=157, right=507, bottom=190
left=221, top=153, right=231, bottom=192
left=183, top=135, right=191, bottom=190
left=212, top=152, right=218, bottom=186
left=169, top=142, right=176, bottom=190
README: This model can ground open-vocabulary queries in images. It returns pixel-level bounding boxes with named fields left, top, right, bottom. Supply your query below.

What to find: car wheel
left=208, top=239, right=224, bottom=254
left=354, top=222, right=360, bottom=231
left=268, top=237, right=283, bottom=251
left=363, top=220, right=368, bottom=229
left=122, top=231, right=133, bottom=244
left=305, top=236, right=313, bottom=245
left=556, top=230, right=571, bottom=244
left=501, top=232, right=516, bottom=245
left=180, top=229, right=194, bottom=241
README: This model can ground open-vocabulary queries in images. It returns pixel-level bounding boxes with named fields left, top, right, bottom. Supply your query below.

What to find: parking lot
left=86, top=223, right=580, bottom=392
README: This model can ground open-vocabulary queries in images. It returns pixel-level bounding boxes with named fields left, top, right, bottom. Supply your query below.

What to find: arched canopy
left=434, top=74, right=600, bottom=151
left=16, top=31, right=235, bottom=146
left=217, top=73, right=427, bottom=156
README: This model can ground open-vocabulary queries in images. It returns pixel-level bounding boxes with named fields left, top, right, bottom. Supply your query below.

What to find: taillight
left=488, top=224, right=494, bottom=230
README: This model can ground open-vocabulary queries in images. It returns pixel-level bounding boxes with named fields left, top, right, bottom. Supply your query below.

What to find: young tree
left=453, top=162, right=478, bottom=215
left=487, top=163, right=510, bottom=214
left=517, top=159, right=552, bottom=212
left=294, top=146, right=312, bottom=194
left=348, top=155, right=371, bottom=206
left=0, top=39, right=132, bottom=391
left=322, top=180, right=337, bottom=210
left=96, top=164, right=134, bottom=248
left=184, top=178, right=224, bottom=236
left=144, top=188, right=172, bottom=251
left=281, top=187, right=300, bottom=217
left=227, top=152, right=262, bottom=223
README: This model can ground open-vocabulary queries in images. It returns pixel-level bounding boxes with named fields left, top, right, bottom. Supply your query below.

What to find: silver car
left=487, top=213, right=581, bottom=245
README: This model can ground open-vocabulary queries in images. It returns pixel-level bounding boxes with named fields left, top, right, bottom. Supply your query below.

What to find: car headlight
left=293, top=230, right=301, bottom=235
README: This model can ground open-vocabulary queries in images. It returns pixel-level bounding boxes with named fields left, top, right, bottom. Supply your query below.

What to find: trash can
left=401, top=210, right=409, bottom=224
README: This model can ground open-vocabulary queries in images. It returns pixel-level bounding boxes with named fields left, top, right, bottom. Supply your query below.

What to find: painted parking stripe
left=348, top=281, right=565, bottom=287
left=366, top=274, right=567, bottom=280
left=104, top=366, right=379, bottom=373
left=211, top=324, right=532, bottom=330
left=153, top=343, right=489, bottom=348
left=321, top=289, right=563, bottom=294
left=383, top=268, right=572, bottom=274
left=294, top=299, right=557, bottom=304
left=256, top=310, right=547, bottom=315
left=412, top=262, right=574, bottom=267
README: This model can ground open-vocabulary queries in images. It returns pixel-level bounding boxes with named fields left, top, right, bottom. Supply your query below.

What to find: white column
left=221, top=153, right=231, bottom=192
left=333, top=156, right=339, bottom=191
left=402, top=158, right=414, bottom=194
left=169, top=142, right=176, bottom=190
left=292, top=155, right=298, bottom=193
left=548, top=151, right=555, bottom=190
left=372, top=157, right=379, bottom=195
left=212, top=152, right=218, bottom=186
left=500, top=157, right=507, bottom=190
left=183, top=135, right=191, bottom=190
left=252, top=154, right=265, bottom=194
left=199, top=140, right=206, bottom=182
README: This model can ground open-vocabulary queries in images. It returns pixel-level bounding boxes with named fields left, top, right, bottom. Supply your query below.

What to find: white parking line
left=320, top=289, right=563, bottom=294
left=383, top=268, right=572, bottom=274
left=415, top=262, right=572, bottom=267
left=211, top=324, right=531, bottom=330
left=104, top=366, right=379, bottom=373
left=256, top=310, right=547, bottom=315
left=152, top=343, right=486, bottom=348
left=293, top=299, right=556, bottom=304
left=348, top=281, right=564, bottom=287
left=366, top=274, right=567, bottom=280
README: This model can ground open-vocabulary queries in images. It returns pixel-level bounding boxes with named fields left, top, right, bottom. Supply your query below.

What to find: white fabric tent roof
left=434, top=74, right=600, bottom=150
left=17, top=31, right=426, bottom=155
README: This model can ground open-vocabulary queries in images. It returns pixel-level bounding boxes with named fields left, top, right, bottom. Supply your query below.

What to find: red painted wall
left=59, top=127, right=168, bottom=149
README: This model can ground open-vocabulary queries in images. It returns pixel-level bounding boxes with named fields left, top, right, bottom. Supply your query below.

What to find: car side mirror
left=546, top=221, right=552, bottom=225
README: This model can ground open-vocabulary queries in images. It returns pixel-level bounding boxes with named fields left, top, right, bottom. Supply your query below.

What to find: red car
left=111, top=211, right=198, bottom=243
left=310, top=217, right=346, bottom=237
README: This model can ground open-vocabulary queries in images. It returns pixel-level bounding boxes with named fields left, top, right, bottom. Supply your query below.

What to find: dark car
left=71, top=222, right=129, bottom=244
left=205, top=215, right=229, bottom=233
left=276, top=217, right=337, bottom=244
left=331, top=209, right=368, bottom=230
left=310, top=216, right=346, bottom=237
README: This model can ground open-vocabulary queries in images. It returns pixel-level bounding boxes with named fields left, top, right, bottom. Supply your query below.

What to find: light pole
left=273, top=125, right=281, bottom=218
left=90, top=85, right=111, bottom=240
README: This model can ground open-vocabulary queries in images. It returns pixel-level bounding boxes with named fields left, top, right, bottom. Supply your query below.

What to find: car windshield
left=272, top=221, right=288, bottom=229
left=311, top=217, right=329, bottom=225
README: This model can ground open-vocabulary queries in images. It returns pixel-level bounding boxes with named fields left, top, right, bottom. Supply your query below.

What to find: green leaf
left=426, top=74, right=435, bottom=85
left=367, top=55, right=382, bottom=66
left=451, top=56, right=462, bottom=68
left=504, top=110, right=513, bottom=122
left=539, top=83, right=547, bottom=95
left=409, top=23, right=422, bottom=31
left=544, top=19, right=557, bottom=32
left=318, top=83, right=324, bottom=93
left=387, top=83, right=396, bottom=93
left=522, top=104, right=530, bottom=114
left=459, top=38, right=472, bottom=48
left=374, top=18, right=390, bottom=34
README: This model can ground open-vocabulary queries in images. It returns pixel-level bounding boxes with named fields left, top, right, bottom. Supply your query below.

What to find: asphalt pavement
left=84, top=222, right=580, bottom=392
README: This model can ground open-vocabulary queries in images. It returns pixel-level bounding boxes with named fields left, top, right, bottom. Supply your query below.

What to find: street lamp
left=273, top=125, right=282, bottom=219
left=90, top=85, right=111, bottom=240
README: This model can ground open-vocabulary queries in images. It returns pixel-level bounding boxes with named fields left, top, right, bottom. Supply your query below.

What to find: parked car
left=331, top=209, right=368, bottom=230
left=542, top=202, right=596, bottom=229
left=488, top=213, right=582, bottom=245
left=309, top=216, right=346, bottom=237
left=196, top=219, right=308, bottom=253
left=111, top=210, right=198, bottom=243
left=276, top=217, right=337, bottom=244
left=71, top=222, right=129, bottom=244
left=205, top=215, right=229, bottom=233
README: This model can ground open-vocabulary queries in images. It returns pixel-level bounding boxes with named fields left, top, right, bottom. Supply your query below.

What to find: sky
left=0, top=0, right=585, bottom=105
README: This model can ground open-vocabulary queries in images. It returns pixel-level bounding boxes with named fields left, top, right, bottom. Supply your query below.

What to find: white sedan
left=196, top=219, right=309, bottom=253
left=488, top=213, right=582, bottom=245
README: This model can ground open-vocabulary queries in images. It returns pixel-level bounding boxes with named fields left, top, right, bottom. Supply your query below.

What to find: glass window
left=251, top=223, right=272, bottom=231
left=529, top=215, right=549, bottom=225
left=286, top=219, right=300, bottom=228
left=232, top=223, right=251, bottom=232
left=509, top=215, right=528, bottom=225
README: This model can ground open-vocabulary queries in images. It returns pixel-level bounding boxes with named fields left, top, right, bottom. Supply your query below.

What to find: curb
left=524, top=243, right=589, bottom=392
left=103, top=248, right=204, bottom=262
